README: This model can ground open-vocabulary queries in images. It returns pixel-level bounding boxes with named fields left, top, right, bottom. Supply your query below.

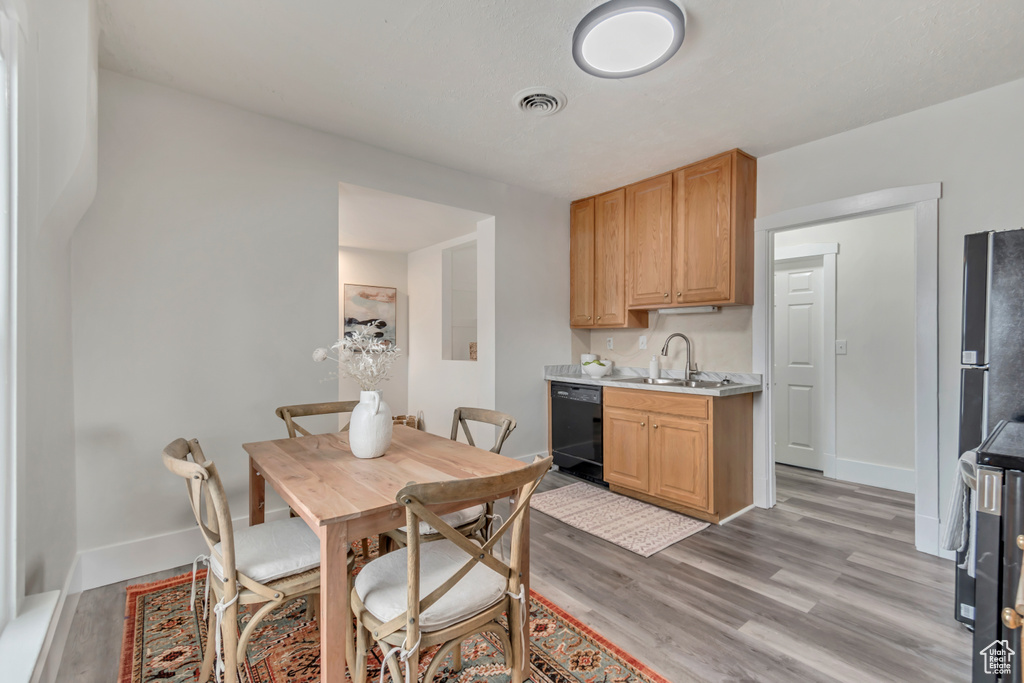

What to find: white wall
left=13, top=0, right=97, bottom=599
left=70, top=72, right=567, bottom=566
left=588, top=307, right=752, bottom=373
left=337, top=248, right=409, bottom=417
left=775, top=211, right=917, bottom=480
left=408, top=225, right=497, bottom=445
left=758, top=77, right=1024, bottom=536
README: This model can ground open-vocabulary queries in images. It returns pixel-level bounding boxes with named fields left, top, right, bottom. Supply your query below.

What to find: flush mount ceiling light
left=572, top=0, right=686, bottom=78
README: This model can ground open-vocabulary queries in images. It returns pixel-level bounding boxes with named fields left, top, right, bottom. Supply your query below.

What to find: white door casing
left=753, top=183, right=942, bottom=557
left=773, top=256, right=825, bottom=471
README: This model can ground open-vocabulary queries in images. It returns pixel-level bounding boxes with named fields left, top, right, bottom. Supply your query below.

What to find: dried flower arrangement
left=313, top=323, right=401, bottom=391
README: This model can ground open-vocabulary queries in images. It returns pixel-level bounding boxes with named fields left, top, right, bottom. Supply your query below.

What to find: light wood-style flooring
left=56, top=465, right=970, bottom=682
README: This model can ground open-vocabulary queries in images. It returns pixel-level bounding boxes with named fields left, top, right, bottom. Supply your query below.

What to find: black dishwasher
left=550, top=382, right=605, bottom=485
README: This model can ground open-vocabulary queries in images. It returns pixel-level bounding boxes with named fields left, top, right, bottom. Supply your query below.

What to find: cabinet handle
left=640, top=422, right=645, bottom=427
left=663, top=292, right=669, bottom=298
left=677, top=292, right=682, bottom=297
left=587, top=316, right=591, bottom=320
left=653, top=424, right=659, bottom=429
left=597, top=316, right=601, bottom=320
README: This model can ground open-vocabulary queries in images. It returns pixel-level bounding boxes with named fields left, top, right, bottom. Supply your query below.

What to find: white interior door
left=773, top=256, right=825, bottom=470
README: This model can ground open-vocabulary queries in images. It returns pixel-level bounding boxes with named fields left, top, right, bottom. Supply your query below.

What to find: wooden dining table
left=243, top=425, right=533, bottom=683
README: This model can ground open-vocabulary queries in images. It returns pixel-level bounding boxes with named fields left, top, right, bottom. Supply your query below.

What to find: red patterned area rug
left=118, top=546, right=668, bottom=683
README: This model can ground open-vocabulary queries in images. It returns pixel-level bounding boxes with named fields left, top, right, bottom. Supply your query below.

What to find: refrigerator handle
left=962, top=231, right=990, bottom=365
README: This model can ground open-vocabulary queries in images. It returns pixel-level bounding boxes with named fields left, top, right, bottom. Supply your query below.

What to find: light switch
left=835, top=340, right=848, bottom=355
left=639, top=335, right=647, bottom=350
left=606, top=337, right=614, bottom=350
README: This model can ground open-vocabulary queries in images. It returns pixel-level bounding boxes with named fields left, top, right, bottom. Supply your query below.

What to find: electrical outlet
left=606, top=337, right=614, bottom=350
left=835, top=339, right=848, bottom=355
left=639, top=335, right=647, bottom=350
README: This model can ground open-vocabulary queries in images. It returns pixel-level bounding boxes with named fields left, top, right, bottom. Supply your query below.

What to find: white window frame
left=0, top=3, right=17, bottom=634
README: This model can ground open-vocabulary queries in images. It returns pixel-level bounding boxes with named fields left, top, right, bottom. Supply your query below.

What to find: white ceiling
left=98, top=1, right=1024, bottom=199
left=338, top=183, right=490, bottom=253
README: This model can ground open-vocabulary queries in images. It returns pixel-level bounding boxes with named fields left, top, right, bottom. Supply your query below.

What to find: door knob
left=1004, top=608, right=1023, bottom=630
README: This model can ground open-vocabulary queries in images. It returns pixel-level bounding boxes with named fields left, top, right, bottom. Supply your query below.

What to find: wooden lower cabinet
left=603, top=406, right=649, bottom=491
left=650, top=415, right=708, bottom=510
left=602, top=387, right=752, bottom=523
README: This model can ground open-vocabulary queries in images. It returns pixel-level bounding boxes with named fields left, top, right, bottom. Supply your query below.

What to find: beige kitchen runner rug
left=530, top=482, right=709, bottom=557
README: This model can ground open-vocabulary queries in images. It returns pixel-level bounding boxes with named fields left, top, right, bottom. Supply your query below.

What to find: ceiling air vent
left=514, top=88, right=567, bottom=116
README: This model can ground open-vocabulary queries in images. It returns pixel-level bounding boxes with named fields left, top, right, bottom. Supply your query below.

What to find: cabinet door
left=569, top=198, right=595, bottom=326
left=674, top=154, right=733, bottom=304
left=603, top=407, right=649, bottom=491
left=626, top=173, right=673, bottom=307
left=649, top=414, right=709, bottom=510
left=594, top=189, right=627, bottom=326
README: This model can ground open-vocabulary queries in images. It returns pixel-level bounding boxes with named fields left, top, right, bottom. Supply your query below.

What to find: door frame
left=752, top=183, right=942, bottom=556
left=773, top=245, right=838, bottom=477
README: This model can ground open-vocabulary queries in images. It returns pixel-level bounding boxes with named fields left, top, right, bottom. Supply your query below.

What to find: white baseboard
left=822, top=452, right=837, bottom=479
left=76, top=507, right=289, bottom=592
left=510, top=452, right=547, bottom=463
left=835, top=458, right=915, bottom=494
left=32, top=556, right=81, bottom=683
left=0, top=590, right=59, bottom=683
left=915, top=513, right=942, bottom=558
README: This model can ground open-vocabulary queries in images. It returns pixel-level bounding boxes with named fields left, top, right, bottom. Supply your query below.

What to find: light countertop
left=543, top=365, right=763, bottom=397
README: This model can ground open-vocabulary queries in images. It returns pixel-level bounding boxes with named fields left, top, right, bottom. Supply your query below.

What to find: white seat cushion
left=354, top=540, right=506, bottom=632
left=210, top=517, right=321, bottom=583
left=398, top=504, right=486, bottom=535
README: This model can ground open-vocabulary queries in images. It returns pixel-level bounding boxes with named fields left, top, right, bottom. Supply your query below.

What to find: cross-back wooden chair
left=351, top=455, right=552, bottom=683
left=162, top=437, right=353, bottom=683
left=276, top=400, right=380, bottom=559
left=382, top=408, right=518, bottom=551
left=275, top=400, right=360, bottom=437
left=451, top=407, right=517, bottom=454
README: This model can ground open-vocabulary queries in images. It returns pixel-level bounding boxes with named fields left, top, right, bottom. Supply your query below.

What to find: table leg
left=320, top=522, right=350, bottom=683
left=249, top=456, right=265, bottom=526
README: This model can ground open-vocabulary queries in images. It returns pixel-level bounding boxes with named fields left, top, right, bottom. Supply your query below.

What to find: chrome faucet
left=661, top=333, right=696, bottom=380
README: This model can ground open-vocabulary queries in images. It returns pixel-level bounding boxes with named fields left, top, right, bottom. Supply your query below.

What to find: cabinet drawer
left=604, top=387, right=708, bottom=420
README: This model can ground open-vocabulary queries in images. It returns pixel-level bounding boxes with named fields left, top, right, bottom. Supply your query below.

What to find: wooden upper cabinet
left=569, top=193, right=647, bottom=329
left=626, top=173, right=674, bottom=307
left=594, top=189, right=626, bottom=326
left=569, top=148, right=754, bottom=323
left=674, top=150, right=756, bottom=306
left=569, top=198, right=595, bottom=326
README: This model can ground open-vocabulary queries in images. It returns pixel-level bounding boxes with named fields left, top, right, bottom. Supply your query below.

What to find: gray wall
left=71, top=71, right=570, bottom=556
left=758, top=77, right=1024, bottom=536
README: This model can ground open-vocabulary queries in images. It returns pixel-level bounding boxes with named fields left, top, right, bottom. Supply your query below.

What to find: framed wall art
left=343, top=284, right=397, bottom=347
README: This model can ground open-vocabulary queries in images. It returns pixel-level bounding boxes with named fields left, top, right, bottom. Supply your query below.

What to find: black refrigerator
left=957, top=227, right=1024, bottom=681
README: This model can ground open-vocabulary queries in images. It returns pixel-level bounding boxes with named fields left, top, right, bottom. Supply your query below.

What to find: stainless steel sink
left=610, top=377, right=728, bottom=389
left=611, top=377, right=680, bottom=385
left=677, top=379, right=727, bottom=389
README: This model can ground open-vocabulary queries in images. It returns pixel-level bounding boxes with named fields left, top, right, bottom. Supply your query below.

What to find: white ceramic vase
left=348, top=390, right=393, bottom=459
